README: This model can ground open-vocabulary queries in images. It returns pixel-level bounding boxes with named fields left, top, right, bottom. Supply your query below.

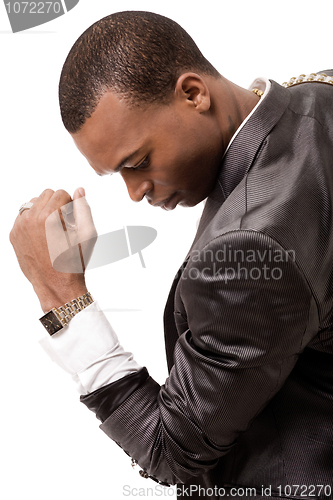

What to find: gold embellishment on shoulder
left=282, top=72, right=333, bottom=88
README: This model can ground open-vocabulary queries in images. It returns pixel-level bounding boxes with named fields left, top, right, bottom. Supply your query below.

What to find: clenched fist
left=10, top=187, right=97, bottom=312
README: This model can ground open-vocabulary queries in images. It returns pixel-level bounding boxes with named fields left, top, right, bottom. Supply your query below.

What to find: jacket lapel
left=164, top=81, right=291, bottom=370
left=189, top=80, right=291, bottom=254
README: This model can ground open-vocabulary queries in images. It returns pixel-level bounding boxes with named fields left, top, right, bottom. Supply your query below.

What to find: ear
left=174, top=73, right=211, bottom=112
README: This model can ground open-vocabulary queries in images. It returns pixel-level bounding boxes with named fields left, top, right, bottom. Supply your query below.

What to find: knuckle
left=55, top=189, right=71, bottom=201
left=40, top=188, right=54, bottom=197
left=37, top=210, right=48, bottom=224
left=36, top=212, right=43, bottom=224
left=24, top=211, right=34, bottom=225
left=56, top=188, right=69, bottom=196
left=22, top=210, right=30, bottom=221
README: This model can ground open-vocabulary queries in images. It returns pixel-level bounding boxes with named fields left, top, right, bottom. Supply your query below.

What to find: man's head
left=60, top=12, right=255, bottom=209
left=59, top=11, right=219, bottom=133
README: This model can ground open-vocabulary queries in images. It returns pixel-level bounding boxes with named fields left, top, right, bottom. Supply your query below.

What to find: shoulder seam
left=196, top=228, right=318, bottom=314
left=287, top=105, right=330, bottom=132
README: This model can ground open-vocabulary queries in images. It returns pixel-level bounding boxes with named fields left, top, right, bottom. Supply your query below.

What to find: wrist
left=35, top=280, right=88, bottom=313
left=39, top=291, right=94, bottom=336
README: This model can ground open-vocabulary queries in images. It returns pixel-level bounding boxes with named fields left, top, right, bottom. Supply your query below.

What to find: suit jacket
left=81, top=74, right=333, bottom=499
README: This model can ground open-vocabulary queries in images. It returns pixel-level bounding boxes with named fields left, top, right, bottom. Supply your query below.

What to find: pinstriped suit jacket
left=81, top=75, right=333, bottom=499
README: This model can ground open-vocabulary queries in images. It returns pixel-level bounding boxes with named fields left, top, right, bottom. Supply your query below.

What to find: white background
left=1, top=1, right=332, bottom=498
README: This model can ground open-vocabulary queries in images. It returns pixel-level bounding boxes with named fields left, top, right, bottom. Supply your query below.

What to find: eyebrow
left=94, top=149, right=141, bottom=176
left=114, top=150, right=140, bottom=173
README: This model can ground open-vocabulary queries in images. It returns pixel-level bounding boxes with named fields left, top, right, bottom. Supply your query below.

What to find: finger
left=73, top=187, right=85, bottom=199
left=39, top=188, right=56, bottom=199
left=72, top=187, right=94, bottom=230
left=30, top=189, right=55, bottom=211
left=14, top=196, right=40, bottom=224
left=71, top=188, right=97, bottom=272
left=40, top=189, right=72, bottom=219
left=21, top=189, right=55, bottom=220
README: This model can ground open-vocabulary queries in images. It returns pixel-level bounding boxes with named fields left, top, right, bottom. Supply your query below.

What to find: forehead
left=71, top=92, right=164, bottom=173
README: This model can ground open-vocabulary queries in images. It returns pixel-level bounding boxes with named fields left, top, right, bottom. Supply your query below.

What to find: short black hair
left=59, top=11, right=219, bottom=133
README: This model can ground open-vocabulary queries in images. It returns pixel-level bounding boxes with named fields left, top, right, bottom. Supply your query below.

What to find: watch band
left=39, top=292, right=94, bottom=336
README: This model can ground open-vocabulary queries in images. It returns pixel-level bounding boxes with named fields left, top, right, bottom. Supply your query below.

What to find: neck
left=208, top=75, right=260, bottom=151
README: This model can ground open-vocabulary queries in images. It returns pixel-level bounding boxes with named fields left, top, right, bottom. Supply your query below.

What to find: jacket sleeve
left=81, top=230, right=316, bottom=486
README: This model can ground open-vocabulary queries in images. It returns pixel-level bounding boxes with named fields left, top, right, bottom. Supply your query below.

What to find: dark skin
left=10, top=72, right=259, bottom=311
left=73, top=73, right=259, bottom=210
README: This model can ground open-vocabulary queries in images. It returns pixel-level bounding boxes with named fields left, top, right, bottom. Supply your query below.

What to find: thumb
left=72, top=187, right=90, bottom=228
left=54, top=188, right=97, bottom=273
left=74, top=187, right=85, bottom=199
left=73, top=186, right=85, bottom=203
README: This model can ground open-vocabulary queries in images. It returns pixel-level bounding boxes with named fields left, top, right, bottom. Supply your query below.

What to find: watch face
left=39, top=310, right=63, bottom=336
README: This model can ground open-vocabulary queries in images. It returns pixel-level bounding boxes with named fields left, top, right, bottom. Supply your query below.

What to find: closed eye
left=132, top=156, right=150, bottom=171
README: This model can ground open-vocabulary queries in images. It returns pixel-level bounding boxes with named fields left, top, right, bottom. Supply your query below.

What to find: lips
left=147, top=193, right=180, bottom=210
left=162, top=193, right=178, bottom=210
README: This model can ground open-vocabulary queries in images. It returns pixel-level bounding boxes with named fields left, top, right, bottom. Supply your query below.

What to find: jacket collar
left=189, top=80, right=291, bottom=252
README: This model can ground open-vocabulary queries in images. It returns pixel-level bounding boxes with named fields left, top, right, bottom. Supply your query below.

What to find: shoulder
left=284, top=78, right=333, bottom=133
left=183, top=229, right=307, bottom=290
left=178, top=230, right=315, bottom=357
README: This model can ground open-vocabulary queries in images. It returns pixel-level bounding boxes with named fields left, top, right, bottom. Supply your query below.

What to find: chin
left=178, top=199, right=192, bottom=208
left=179, top=198, right=203, bottom=208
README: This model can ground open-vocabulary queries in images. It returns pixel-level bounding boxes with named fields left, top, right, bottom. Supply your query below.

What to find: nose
left=121, top=173, right=153, bottom=202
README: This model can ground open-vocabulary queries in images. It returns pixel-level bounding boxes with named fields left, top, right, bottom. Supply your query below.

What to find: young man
left=10, top=11, right=333, bottom=499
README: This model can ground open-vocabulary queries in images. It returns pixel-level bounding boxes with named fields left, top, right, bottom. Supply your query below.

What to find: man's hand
left=10, top=188, right=97, bottom=313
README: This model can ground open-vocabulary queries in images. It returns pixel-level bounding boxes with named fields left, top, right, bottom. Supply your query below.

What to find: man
left=10, top=11, right=333, bottom=500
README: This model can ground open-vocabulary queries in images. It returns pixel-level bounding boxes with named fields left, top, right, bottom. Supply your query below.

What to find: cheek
left=152, top=127, right=220, bottom=190
left=151, top=150, right=189, bottom=187
left=154, top=152, right=204, bottom=191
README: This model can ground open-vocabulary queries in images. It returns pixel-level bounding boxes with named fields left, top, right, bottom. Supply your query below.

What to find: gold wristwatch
left=39, top=292, right=94, bottom=336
